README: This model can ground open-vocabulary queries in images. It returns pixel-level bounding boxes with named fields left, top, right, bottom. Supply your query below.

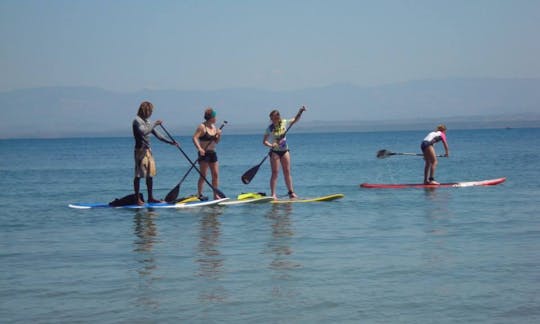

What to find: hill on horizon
left=2, top=77, right=540, bottom=138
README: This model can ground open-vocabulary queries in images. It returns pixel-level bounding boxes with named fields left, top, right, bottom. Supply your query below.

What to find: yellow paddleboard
left=271, top=193, right=344, bottom=204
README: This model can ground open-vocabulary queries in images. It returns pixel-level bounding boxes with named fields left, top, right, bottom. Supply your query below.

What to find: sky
left=1, top=0, right=539, bottom=93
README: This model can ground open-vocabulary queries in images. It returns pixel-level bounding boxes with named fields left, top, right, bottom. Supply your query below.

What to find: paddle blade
left=241, top=164, right=261, bottom=184
left=376, top=149, right=391, bottom=159
left=214, top=188, right=227, bottom=199
left=164, top=184, right=180, bottom=203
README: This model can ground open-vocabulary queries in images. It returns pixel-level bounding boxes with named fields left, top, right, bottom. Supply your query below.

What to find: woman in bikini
left=193, top=108, right=222, bottom=200
left=263, top=106, right=306, bottom=200
left=421, top=124, right=450, bottom=184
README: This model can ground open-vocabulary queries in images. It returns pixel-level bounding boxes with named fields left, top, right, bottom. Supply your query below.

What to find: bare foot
left=136, top=199, right=145, bottom=206
left=148, top=198, right=163, bottom=203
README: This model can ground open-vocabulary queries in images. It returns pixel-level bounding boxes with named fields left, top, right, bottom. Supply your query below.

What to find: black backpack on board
left=108, top=193, right=144, bottom=207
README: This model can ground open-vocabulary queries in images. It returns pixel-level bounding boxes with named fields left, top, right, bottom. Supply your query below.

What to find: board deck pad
left=360, top=177, right=506, bottom=189
left=271, top=193, right=344, bottom=204
left=218, top=196, right=274, bottom=206
left=69, top=198, right=229, bottom=209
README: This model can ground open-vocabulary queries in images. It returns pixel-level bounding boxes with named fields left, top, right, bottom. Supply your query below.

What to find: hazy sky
left=1, top=0, right=539, bottom=92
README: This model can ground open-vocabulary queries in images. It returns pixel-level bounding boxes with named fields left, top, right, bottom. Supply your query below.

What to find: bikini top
left=198, top=124, right=217, bottom=142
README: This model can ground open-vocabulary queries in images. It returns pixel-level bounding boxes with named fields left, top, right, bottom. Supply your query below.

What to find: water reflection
left=197, top=208, right=227, bottom=302
left=265, top=204, right=302, bottom=299
left=133, top=210, right=160, bottom=309
left=423, top=188, right=452, bottom=221
left=422, top=189, right=454, bottom=273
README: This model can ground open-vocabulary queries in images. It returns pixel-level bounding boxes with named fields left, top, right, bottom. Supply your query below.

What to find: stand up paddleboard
left=360, top=177, right=506, bottom=189
left=271, top=193, right=344, bottom=204
left=218, top=192, right=274, bottom=206
left=69, top=198, right=229, bottom=209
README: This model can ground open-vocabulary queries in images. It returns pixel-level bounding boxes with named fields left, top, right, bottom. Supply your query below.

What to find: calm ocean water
left=1, top=128, right=539, bottom=323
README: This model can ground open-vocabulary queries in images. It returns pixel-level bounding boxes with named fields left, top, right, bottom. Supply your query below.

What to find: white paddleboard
left=69, top=198, right=229, bottom=209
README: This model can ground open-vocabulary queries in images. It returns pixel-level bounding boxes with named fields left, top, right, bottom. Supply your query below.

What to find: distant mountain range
left=2, top=77, right=539, bottom=138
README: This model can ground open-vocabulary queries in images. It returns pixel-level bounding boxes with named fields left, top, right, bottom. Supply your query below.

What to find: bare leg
left=430, top=159, right=439, bottom=183
left=280, top=152, right=297, bottom=198
left=423, top=146, right=438, bottom=184
left=146, top=177, right=162, bottom=202
left=269, top=153, right=281, bottom=200
left=423, top=161, right=431, bottom=184
left=198, top=161, right=209, bottom=197
left=134, top=177, right=144, bottom=205
left=209, top=161, right=220, bottom=199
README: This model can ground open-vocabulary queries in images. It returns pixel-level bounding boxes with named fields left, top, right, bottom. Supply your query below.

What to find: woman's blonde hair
left=137, top=101, right=154, bottom=119
left=436, top=124, right=447, bottom=132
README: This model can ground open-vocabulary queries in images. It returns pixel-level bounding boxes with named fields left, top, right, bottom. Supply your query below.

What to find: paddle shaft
left=250, top=115, right=301, bottom=170
left=241, top=107, right=305, bottom=184
left=166, top=122, right=226, bottom=198
left=377, top=149, right=445, bottom=159
left=159, top=124, right=226, bottom=198
left=178, top=121, right=227, bottom=186
left=389, top=152, right=445, bottom=157
left=391, top=152, right=424, bottom=156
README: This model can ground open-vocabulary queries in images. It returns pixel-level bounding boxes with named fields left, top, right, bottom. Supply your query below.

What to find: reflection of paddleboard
left=271, top=193, right=344, bottom=204
left=360, top=177, right=506, bottom=189
left=68, top=198, right=229, bottom=209
left=218, top=192, right=274, bottom=206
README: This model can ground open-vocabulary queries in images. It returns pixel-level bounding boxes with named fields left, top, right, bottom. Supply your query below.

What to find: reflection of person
left=132, top=101, right=176, bottom=205
left=133, top=210, right=159, bottom=308
left=192, top=108, right=222, bottom=200
left=262, top=106, right=306, bottom=200
left=198, top=210, right=224, bottom=278
left=197, top=209, right=227, bottom=301
left=265, top=204, right=300, bottom=273
left=421, top=124, right=450, bottom=185
left=134, top=211, right=158, bottom=253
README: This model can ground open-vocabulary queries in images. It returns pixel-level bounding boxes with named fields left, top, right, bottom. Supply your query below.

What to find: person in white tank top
left=420, top=124, right=450, bottom=184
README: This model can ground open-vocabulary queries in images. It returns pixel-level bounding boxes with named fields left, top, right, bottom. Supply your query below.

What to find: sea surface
left=1, top=128, right=539, bottom=323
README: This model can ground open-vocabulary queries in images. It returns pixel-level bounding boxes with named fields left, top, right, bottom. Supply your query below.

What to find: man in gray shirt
left=133, top=101, right=176, bottom=205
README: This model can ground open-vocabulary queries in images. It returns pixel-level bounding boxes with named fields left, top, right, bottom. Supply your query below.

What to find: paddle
left=376, top=149, right=444, bottom=159
left=241, top=106, right=306, bottom=184
left=159, top=124, right=227, bottom=199
left=164, top=121, right=227, bottom=203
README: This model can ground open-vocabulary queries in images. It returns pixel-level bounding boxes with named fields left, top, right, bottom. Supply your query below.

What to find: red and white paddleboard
left=360, top=177, right=506, bottom=189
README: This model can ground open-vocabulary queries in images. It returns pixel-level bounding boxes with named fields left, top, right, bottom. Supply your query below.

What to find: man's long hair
left=137, top=101, right=154, bottom=119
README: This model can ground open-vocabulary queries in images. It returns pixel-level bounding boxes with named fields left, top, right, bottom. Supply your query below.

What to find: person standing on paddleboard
left=263, top=106, right=306, bottom=200
left=421, top=124, right=449, bottom=185
left=133, top=101, right=177, bottom=205
left=193, top=108, right=222, bottom=200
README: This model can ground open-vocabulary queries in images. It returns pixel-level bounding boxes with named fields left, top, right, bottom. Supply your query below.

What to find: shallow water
left=1, top=128, right=539, bottom=323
